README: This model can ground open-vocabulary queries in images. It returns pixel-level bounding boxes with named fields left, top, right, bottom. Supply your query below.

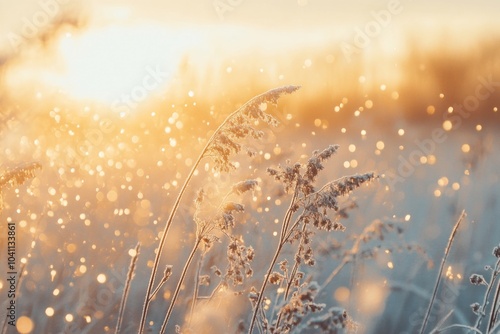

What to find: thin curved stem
left=149, top=275, right=169, bottom=303
left=490, top=320, right=500, bottom=334
left=248, top=183, right=300, bottom=334
left=318, top=219, right=376, bottom=294
left=275, top=260, right=297, bottom=330
left=248, top=243, right=284, bottom=334
left=319, top=259, right=349, bottom=293
left=428, top=310, right=454, bottom=334
left=475, top=259, right=500, bottom=330
left=487, top=270, right=500, bottom=332
left=420, top=210, right=466, bottom=334
left=432, top=324, right=482, bottom=333
left=160, top=238, right=202, bottom=334
left=188, top=249, right=207, bottom=326
left=274, top=222, right=306, bottom=330
left=160, top=185, right=239, bottom=332
left=116, top=243, right=140, bottom=334
left=138, top=86, right=298, bottom=333
left=138, top=158, right=200, bottom=333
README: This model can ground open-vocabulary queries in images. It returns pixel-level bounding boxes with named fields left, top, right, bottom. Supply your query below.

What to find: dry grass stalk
left=115, top=242, right=141, bottom=334
left=139, top=86, right=299, bottom=333
left=471, top=245, right=500, bottom=332
left=419, top=209, right=466, bottom=334
left=248, top=145, right=375, bottom=333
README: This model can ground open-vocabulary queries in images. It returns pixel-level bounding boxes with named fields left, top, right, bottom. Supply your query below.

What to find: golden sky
left=0, top=0, right=499, bottom=123
left=1, top=0, right=499, bottom=56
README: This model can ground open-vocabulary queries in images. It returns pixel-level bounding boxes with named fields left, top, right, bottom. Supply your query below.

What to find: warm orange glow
left=16, top=316, right=34, bottom=334
left=3, top=24, right=198, bottom=112
left=53, top=25, right=184, bottom=103
left=0, top=2, right=498, bottom=333
left=356, top=281, right=388, bottom=315
left=334, top=286, right=350, bottom=303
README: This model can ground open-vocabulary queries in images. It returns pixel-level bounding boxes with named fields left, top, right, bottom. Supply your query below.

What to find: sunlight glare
left=52, top=25, right=189, bottom=103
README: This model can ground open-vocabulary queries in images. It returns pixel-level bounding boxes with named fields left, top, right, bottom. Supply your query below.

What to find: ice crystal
left=232, top=179, right=258, bottom=195
left=493, top=244, right=500, bottom=258
left=470, top=274, right=487, bottom=286
left=273, top=282, right=325, bottom=332
left=307, top=307, right=359, bottom=333
left=204, top=86, right=300, bottom=172
left=226, top=236, right=254, bottom=286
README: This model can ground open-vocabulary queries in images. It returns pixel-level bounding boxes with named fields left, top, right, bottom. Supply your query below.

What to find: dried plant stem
left=431, top=324, right=482, bottom=333
left=149, top=277, right=168, bottom=302
left=347, top=257, right=359, bottom=313
left=429, top=309, right=454, bottom=334
left=188, top=249, right=206, bottom=326
left=204, top=281, right=224, bottom=302
left=249, top=235, right=286, bottom=333
left=419, top=209, right=466, bottom=334
left=0, top=162, right=41, bottom=189
left=491, top=320, right=500, bottom=334
left=488, top=274, right=500, bottom=332
left=283, top=255, right=300, bottom=302
left=160, top=238, right=202, bottom=334
left=475, top=258, right=500, bottom=330
left=319, top=259, right=348, bottom=294
left=139, top=86, right=298, bottom=333
left=248, top=184, right=299, bottom=334
left=387, top=281, right=468, bottom=326
left=284, top=222, right=307, bottom=300
left=270, top=278, right=287, bottom=324
left=318, top=220, right=376, bottom=294
left=116, top=243, right=141, bottom=334
left=138, top=161, right=199, bottom=333
left=274, top=221, right=307, bottom=329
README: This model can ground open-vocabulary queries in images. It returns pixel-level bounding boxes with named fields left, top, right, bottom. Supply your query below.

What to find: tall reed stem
left=138, top=158, right=200, bottom=333
left=160, top=238, right=202, bottom=334
left=115, top=243, right=140, bottom=334
left=274, top=221, right=307, bottom=329
left=419, top=209, right=466, bottom=334
left=474, top=258, right=500, bottom=330
left=138, top=86, right=299, bottom=333
left=487, top=273, right=500, bottom=332
left=248, top=183, right=299, bottom=334
left=248, top=242, right=285, bottom=334
left=188, top=249, right=206, bottom=326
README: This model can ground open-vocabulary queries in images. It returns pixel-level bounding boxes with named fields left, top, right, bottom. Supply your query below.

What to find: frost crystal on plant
left=493, top=244, right=500, bottom=258
left=226, top=236, right=254, bottom=286
left=307, top=307, right=359, bottom=333
left=204, top=86, right=300, bottom=172
left=273, top=282, right=325, bottom=332
left=232, top=179, right=258, bottom=195
left=470, top=273, right=487, bottom=286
